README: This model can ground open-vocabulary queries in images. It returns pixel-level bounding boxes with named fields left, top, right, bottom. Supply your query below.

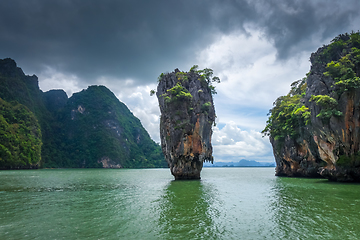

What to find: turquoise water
left=0, top=168, right=360, bottom=239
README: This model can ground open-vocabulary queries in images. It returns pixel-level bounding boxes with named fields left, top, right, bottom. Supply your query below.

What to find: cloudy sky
left=1, top=0, right=359, bottom=163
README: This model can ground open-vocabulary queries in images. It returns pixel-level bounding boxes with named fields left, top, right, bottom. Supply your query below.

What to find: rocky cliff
left=0, top=58, right=167, bottom=169
left=56, top=85, right=167, bottom=168
left=264, top=32, right=360, bottom=181
left=0, top=98, right=42, bottom=169
left=156, top=67, right=217, bottom=179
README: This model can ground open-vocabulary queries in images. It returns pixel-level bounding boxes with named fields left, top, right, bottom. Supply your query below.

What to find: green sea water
left=0, top=168, right=359, bottom=239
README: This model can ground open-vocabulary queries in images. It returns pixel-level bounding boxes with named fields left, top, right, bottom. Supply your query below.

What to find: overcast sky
left=1, top=0, right=359, bottom=163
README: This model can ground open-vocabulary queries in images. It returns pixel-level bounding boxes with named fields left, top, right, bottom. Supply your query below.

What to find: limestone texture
left=157, top=68, right=215, bottom=180
left=267, top=33, right=360, bottom=181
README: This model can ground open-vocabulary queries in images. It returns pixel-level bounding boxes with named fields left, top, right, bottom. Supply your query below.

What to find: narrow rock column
left=156, top=68, right=216, bottom=180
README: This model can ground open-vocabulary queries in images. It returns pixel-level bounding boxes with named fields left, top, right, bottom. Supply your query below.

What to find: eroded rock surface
left=266, top=33, right=360, bottom=181
left=157, top=68, right=215, bottom=179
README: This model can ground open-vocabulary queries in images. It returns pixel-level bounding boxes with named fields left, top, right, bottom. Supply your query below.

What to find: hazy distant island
left=263, top=31, right=360, bottom=182
left=203, top=159, right=275, bottom=167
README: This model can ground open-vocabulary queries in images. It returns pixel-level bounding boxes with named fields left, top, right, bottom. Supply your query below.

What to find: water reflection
left=4, top=168, right=360, bottom=239
left=158, top=180, right=222, bottom=239
left=270, top=177, right=360, bottom=239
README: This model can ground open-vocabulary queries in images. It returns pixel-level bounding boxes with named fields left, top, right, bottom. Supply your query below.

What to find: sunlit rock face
left=269, top=33, right=360, bottom=182
left=156, top=69, right=215, bottom=180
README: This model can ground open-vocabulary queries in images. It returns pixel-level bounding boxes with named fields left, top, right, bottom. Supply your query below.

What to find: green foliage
left=310, top=94, right=343, bottom=119
left=310, top=95, right=337, bottom=107
left=55, top=86, right=167, bottom=168
left=315, top=32, right=360, bottom=64
left=324, top=44, right=360, bottom=92
left=0, top=59, right=167, bottom=169
left=150, top=89, right=156, bottom=96
left=0, top=59, right=60, bottom=167
left=176, top=72, right=188, bottom=82
left=262, top=79, right=309, bottom=143
left=290, top=78, right=307, bottom=96
left=189, top=65, right=199, bottom=72
left=264, top=31, right=359, bottom=148
left=0, top=98, right=42, bottom=169
left=194, top=67, right=220, bottom=95
left=201, top=102, right=212, bottom=113
left=337, top=153, right=360, bottom=167
left=320, top=32, right=360, bottom=92
left=162, top=83, right=193, bottom=104
left=158, top=73, right=165, bottom=82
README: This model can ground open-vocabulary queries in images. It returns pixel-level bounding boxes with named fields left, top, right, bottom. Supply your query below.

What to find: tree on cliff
left=154, top=66, right=219, bottom=180
left=0, top=98, right=42, bottom=169
left=0, top=58, right=167, bottom=169
left=263, top=31, right=360, bottom=181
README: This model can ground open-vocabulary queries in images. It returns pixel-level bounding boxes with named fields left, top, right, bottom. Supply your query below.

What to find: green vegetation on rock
left=262, top=78, right=309, bottom=143
left=265, top=31, right=360, bottom=180
left=154, top=65, right=220, bottom=96
left=0, top=58, right=167, bottom=169
left=162, top=83, right=193, bottom=104
left=53, top=85, right=166, bottom=168
left=194, top=66, right=220, bottom=95
left=0, top=98, right=42, bottom=169
left=264, top=32, right=360, bottom=144
left=336, top=154, right=360, bottom=168
left=310, top=95, right=342, bottom=119
left=201, top=102, right=212, bottom=113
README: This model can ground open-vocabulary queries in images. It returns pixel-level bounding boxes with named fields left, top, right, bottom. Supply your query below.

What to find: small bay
left=0, top=168, right=359, bottom=239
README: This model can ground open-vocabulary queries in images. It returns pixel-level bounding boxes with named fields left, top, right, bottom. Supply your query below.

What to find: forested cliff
left=263, top=32, right=360, bottom=181
left=0, top=58, right=166, bottom=169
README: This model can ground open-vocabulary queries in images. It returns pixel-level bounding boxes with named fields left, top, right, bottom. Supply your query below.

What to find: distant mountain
left=0, top=58, right=167, bottom=169
left=204, top=159, right=275, bottom=167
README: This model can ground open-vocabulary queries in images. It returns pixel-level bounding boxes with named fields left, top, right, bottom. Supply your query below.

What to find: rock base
left=319, top=167, right=360, bottom=182
left=170, top=159, right=202, bottom=180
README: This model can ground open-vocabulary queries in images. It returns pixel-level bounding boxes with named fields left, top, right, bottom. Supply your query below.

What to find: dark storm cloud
left=0, top=0, right=358, bottom=83
left=0, top=0, right=254, bottom=82
left=255, top=0, right=360, bottom=59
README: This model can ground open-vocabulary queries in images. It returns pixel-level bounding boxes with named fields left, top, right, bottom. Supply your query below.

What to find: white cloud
left=38, top=69, right=162, bottom=143
left=212, top=121, right=273, bottom=162
left=199, top=28, right=311, bottom=104
left=194, top=28, right=313, bottom=162
left=38, top=66, right=83, bottom=96
left=37, top=28, right=318, bottom=163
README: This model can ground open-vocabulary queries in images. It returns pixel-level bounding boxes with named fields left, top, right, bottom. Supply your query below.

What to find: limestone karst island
left=1, top=32, right=360, bottom=182
left=155, top=66, right=218, bottom=179
left=263, top=32, right=360, bottom=182
left=0, top=58, right=167, bottom=169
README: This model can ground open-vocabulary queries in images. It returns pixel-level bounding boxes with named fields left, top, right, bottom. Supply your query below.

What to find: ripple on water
left=1, top=168, right=360, bottom=239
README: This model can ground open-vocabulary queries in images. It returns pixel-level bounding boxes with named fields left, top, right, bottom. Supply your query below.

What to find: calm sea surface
left=0, top=168, right=360, bottom=239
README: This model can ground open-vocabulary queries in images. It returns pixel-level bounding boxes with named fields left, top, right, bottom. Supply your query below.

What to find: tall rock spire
left=156, top=67, right=217, bottom=179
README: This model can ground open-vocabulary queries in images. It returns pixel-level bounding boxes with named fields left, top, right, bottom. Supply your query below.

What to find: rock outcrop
left=0, top=58, right=167, bottom=169
left=264, top=32, right=360, bottom=181
left=156, top=68, right=216, bottom=179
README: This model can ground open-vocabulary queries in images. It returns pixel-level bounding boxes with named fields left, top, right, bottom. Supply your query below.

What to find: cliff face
left=156, top=68, right=216, bottom=179
left=265, top=32, right=360, bottom=181
left=0, top=58, right=166, bottom=169
left=57, top=85, right=167, bottom=168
